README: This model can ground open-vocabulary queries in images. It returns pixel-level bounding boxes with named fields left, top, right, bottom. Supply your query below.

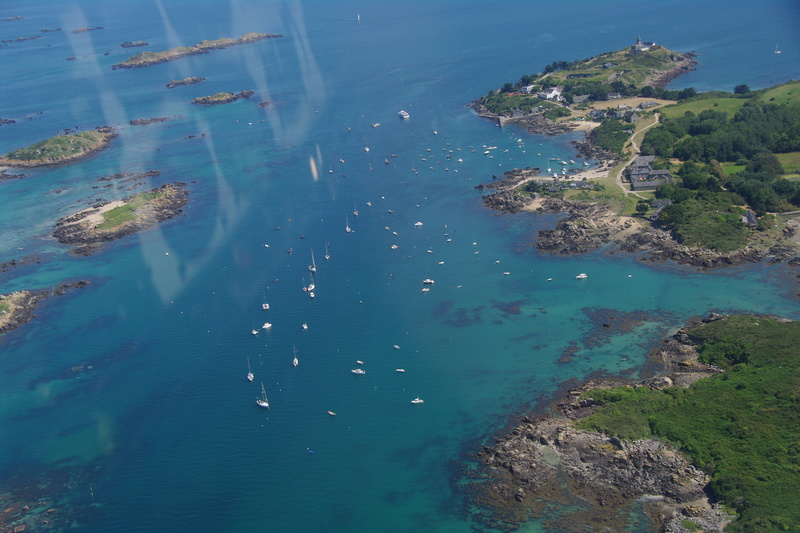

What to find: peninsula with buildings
left=111, top=32, right=282, bottom=69
left=473, top=39, right=800, bottom=267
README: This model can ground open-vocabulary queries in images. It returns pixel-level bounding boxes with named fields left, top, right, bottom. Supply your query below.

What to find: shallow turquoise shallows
left=1, top=0, right=798, bottom=531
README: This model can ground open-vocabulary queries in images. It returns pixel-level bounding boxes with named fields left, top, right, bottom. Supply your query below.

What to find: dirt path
left=611, top=113, right=661, bottom=199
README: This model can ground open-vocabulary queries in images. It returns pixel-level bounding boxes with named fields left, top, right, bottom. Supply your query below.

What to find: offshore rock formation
left=112, top=32, right=281, bottom=69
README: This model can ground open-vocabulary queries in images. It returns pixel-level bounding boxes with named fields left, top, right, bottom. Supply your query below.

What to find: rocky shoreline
left=52, top=183, right=189, bottom=255
left=0, top=127, right=116, bottom=169
left=129, top=116, right=175, bottom=126
left=480, top=176, right=800, bottom=268
left=0, top=281, right=90, bottom=335
left=468, top=314, right=736, bottom=532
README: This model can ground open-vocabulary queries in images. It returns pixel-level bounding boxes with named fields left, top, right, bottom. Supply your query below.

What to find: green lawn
left=776, top=151, right=800, bottom=175
left=659, top=97, right=746, bottom=119
left=97, top=191, right=161, bottom=230
left=758, top=80, right=800, bottom=105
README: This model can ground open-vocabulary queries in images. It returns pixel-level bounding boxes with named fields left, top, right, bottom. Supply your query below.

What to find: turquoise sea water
left=1, top=1, right=799, bottom=531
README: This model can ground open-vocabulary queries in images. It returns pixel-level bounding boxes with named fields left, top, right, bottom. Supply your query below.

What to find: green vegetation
left=776, top=152, right=800, bottom=176
left=590, top=119, right=632, bottom=155
left=2, top=130, right=112, bottom=165
left=476, top=43, right=697, bottom=116
left=577, top=315, right=800, bottom=532
left=96, top=191, right=162, bottom=230
left=0, top=302, right=9, bottom=315
left=657, top=191, right=749, bottom=251
left=660, top=97, right=747, bottom=120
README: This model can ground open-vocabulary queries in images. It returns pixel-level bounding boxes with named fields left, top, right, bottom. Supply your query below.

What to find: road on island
left=612, top=112, right=661, bottom=199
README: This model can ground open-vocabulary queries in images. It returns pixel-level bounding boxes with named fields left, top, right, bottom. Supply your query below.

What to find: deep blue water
left=1, top=1, right=799, bottom=531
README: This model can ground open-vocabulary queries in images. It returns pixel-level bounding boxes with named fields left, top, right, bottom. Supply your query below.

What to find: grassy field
left=776, top=151, right=800, bottom=175
left=97, top=191, right=162, bottom=230
left=659, top=97, right=746, bottom=119
left=757, top=79, right=800, bottom=105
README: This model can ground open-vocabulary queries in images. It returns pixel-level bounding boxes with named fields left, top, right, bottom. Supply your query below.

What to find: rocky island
left=111, top=32, right=282, bottom=69
left=0, top=127, right=116, bottom=168
left=53, top=183, right=189, bottom=255
left=120, top=40, right=148, bottom=48
left=166, top=76, right=205, bottom=88
left=470, top=314, right=799, bottom=532
left=192, top=91, right=253, bottom=105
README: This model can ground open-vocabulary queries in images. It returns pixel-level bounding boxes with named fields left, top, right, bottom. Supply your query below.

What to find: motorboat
left=351, top=368, right=366, bottom=375
left=576, top=273, right=588, bottom=279
left=395, top=369, right=406, bottom=373
left=302, top=323, right=308, bottom=330
left=411, top=398, right=424, bottom=404
left=393, top=345, right=400, bottom=350
left=262, top=303, right=270, bottom=310
left=262, top=322, right=272, bottom=329
left=327, top=410, right=336, bottom=416
left=398, top=110, right=410, bottom=119
left=422, top=279, right=435, bottom=284
left=251, top=328, right=259, bottom=335
left=414, top=221, right=423, bottom=227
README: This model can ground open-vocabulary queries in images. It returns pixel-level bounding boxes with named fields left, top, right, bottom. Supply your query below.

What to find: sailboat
left=256, top=381, right=269, bottom=408
left=292, top=344, right=299, bottom=367
left=353, top=202, right=359, bottom=217
left=309, top=249, right=317, bottom=273
left=345, top=214, right=352, bottom=233
left=774, top=43, right=781, bottom=54
left=247, top=356, right=254, bottom=382
left=324, top=242, right=330, bottom=261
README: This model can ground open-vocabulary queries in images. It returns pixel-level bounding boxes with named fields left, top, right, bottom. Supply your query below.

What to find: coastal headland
left=53, top=183, right=189, bottom=255
left=469, top=313, right=800, bottom=531
left=0, top=128, right=116, bottom=168
left=111, top=32, right=282, bottom=69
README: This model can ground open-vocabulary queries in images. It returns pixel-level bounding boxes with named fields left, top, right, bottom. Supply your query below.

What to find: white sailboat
left=324, top=243, right=330, bottom=261
left=292, top=344, right=299, bottom=367
left=309, top=249, right=317, bottom=273
left=247, top=357, right=254, bottom=382
left=345, top=214, right=352, bottom=233
left=256, top=382, right=269, bottom=408
left=775, top=43, right=781, bottom=54
left=353, top=202, right=359, bottom=217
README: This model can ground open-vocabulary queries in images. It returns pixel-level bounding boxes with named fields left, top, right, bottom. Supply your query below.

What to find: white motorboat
left=247, top=357, right=254, bottom=382
left=420, top=287, right=430, bottom=292
left=422, top=278, right=435, bottom=284
left=256, top=382, right=269, bottom=408
left=411, top=398, right=424, bottom=404
left=302, top=323, right=308, bottom=330
left=414, top=221, right=423, bottom=227
left=395, top=369, right=406, bottom=373
left=262, top=303, right=270, bottom=310
left=398, top=110, right=410, bottom=119
left=576, top=273, right=588, bottom=279
left=262, top=322, right=272, bottom=329
left=251, top=328, right=259, bottom=335
left=393, top=345, right=400, bottom=350
left=391, top=244, right=399, bottom=249
left=351, top=368, right=366, bottom=375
